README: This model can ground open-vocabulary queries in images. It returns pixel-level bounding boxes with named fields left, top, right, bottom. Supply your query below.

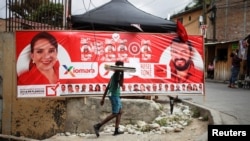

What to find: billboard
left=16, top=31, right=204, bottom=98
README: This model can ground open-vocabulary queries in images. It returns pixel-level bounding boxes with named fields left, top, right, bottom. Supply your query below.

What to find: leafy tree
left=30, top=3, right=63, bottom=27
left=184, top=0, right=211, bottom=10
left=8, top=0, right=64, bottom=27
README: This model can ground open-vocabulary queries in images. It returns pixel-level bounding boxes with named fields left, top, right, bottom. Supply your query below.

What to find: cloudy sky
left=71, top=0, right=193, bottom=18
left=0, top=0, right=193, bottom=19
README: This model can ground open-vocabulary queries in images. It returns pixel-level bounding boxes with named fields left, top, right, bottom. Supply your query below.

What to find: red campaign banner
left=16, top=31, right=204, bottom=98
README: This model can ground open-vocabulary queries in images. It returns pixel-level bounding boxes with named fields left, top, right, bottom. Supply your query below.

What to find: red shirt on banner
left=18, top=61, right=60, bottom=85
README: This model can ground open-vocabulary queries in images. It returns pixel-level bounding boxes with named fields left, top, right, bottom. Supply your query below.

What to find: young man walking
left=93, top=61, right=124, bottom=137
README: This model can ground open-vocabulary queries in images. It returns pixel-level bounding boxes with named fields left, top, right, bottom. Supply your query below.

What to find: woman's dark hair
left=30, top=31, right=58, bottom=53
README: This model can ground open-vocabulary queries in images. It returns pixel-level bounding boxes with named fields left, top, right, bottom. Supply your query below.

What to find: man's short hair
left=115, top=61, right=124, bottom=66
left=171, top=36, right=193, bottom=51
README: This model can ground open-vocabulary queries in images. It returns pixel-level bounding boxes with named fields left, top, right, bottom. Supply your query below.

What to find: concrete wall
left=0, top=33, right=14, bottom=136
left=171, top=8, right=203, bottom=36
left=171, top=0, right=250, bottom=81
left=214, top=0, right=250, bottom=42
left=0, top=31, right=3, bottom=132
left=0, top=33, right=163, bottom=140
left=0, top=19, right=5, bottom=32
left=211, top=0, right=250, bottom=80
left=0, top=33, right=67, bottom=140
left=184, top=10, right=204, bottom=36
left=65, top=97, right=162, bottom=134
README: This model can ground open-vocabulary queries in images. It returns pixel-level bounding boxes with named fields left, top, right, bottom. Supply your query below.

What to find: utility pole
left=203, top=0, right=207, bottom=42
left=66, top=0, right=72, bottom=29
left=203, top=0, right=207, bottom=25
left=212, top=6, right=216, bottom=42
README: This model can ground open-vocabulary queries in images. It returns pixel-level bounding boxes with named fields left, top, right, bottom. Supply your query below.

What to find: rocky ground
left=43, top=99, right=209, bottom=141
left=0, top=97, right=209, bottom=141
left=0, top=116, right=208, bottom=141
left=44, top=118, right=208, bottom=141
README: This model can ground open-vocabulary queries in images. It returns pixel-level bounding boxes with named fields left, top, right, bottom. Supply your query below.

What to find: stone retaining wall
left=65, top=97, right=162, bottom=134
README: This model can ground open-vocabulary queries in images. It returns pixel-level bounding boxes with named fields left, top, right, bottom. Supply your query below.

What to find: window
left=216, top=48, right=228, bottom=61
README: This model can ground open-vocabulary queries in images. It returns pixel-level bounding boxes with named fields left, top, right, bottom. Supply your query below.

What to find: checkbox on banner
left=46, top=86, right=57, bottom=96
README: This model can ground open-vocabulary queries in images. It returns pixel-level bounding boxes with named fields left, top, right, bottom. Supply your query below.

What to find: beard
left=174, top=58, right=191, bottom=71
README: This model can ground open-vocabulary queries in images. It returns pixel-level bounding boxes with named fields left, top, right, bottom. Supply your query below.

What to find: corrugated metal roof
left=205, top=40, right=239, bottom=46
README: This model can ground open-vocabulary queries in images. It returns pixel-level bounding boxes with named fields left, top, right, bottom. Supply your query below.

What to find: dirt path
left=44, top=98, right=209, bottom=141
left=44, top=118, right=208, bottom=141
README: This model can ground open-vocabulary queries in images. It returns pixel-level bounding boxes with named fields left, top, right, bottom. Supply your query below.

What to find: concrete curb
left=181, top=99, right=239, bottom=141
left=182, top=100, right=222, bottom=124
left=181, top=98, right=239, bottom=124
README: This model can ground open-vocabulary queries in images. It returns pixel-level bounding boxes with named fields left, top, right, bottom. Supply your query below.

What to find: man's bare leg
left=94, top=114, right=117, bottom=137
left=113, top=110, right=124, bottom=136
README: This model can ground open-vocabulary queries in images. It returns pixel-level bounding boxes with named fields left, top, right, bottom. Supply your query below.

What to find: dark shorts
left=109, top=95, right=122, bottom=114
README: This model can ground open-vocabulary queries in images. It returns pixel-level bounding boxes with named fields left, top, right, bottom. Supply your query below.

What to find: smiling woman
left=18, top=31, right=60, bottom=85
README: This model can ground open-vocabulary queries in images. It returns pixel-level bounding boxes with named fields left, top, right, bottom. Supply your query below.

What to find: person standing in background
left=228, top=49, right=242, bottom=88
left=207, top=61, right=214, bottom=79
left=243, top=35, right=250, bottom=76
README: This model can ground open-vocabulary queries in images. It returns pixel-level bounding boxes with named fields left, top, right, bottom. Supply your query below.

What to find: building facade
left=171, top=0, right=250, bottom=81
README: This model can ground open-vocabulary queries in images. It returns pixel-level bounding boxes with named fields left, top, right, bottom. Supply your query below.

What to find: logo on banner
left=112, top=33, right=120, bottom=42
left=128, top=42, right=140, bottom=56
left=60, top=62, right=98, bottom=79
left=63, top=65, right=75, bottom=77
